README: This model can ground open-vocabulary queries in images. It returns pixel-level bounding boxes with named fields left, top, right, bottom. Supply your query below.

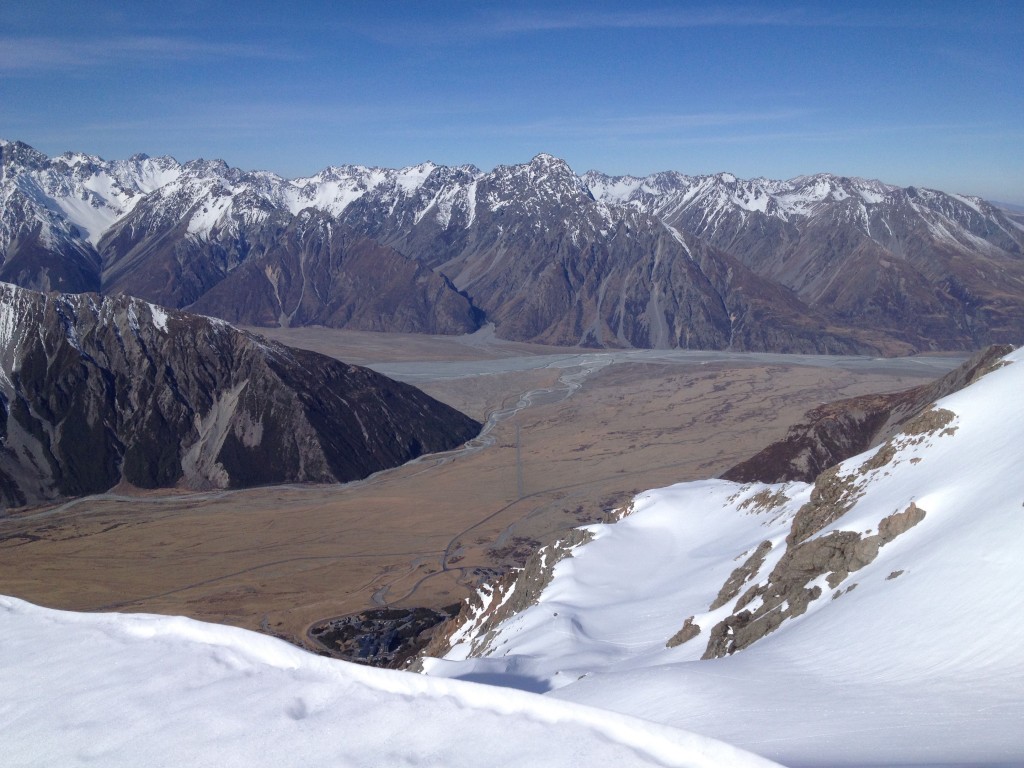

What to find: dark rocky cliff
left=0, top=283, right=480, bottom=509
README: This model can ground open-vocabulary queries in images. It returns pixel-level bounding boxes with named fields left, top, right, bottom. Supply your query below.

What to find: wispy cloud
left=0, top=36, right=297, bottom=72
left=355, top=5, right=990, bottom=47
left=479, top=4, right=1004, bottom=35
left=496, top=109, right=813, bottom=137
left=483, top=8, right=803, bottom=33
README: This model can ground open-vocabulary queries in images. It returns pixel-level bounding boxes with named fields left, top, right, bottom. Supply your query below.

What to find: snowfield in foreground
left=423, top=347, right=1024, bottom=767
left=0, top=596, right=780, bottom=768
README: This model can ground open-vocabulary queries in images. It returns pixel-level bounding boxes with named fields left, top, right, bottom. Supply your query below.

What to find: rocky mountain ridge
left=722, top=343, right=1015, bottom=483
left=4, top=139, right=1023, bottom=352
left=0, top=282, right=480, bottom=509
left=584, top=168, right=1024, bottom=348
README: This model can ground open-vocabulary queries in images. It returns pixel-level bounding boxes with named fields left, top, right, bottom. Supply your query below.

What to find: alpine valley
left=3, top=136, right=1023, bottom=768
left=4, top=139, right=1023, bottom=354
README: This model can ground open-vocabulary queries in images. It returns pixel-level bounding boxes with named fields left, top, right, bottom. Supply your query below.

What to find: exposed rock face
left=0, top=142, right=103, bottom=294
left=702, top=503, right=927, bottom=659
left=414, top=528, right=596, bottom=664
left=308, top=605, right=461, bottom=669
left=186, top=211, right=482, bottom=333
left=709, top=540, right=773, bottom=610
left=687, top=383, right=966, bottom=659
left=666, top=616, right=701, bottom=648
left=722, top=344, right=1015, bottom=483
left=99, top=205, right=481, bottom=334
left=343, top=154, right=877, bottom=352
left=0, top=283, right=480, bottom=509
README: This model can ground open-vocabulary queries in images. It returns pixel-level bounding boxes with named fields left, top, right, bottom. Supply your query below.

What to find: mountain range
left=4, top=139, right=1023, bottom=354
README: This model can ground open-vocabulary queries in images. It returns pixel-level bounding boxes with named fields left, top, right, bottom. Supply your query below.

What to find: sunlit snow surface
left=0, top=597, right=781, bottom=768
left=425, top=348, right=1024, bottom=767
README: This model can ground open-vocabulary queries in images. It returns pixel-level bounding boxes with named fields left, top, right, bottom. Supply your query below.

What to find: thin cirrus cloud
left=379, top=110, right=813, bottom=144
left=368, top=5, right=930, bottom=44
left=472, top=4, right=991, bottom=35
left=485, top=7, right=817, bottom=33
left=515, top=110, right=814, bottom=136
left=0, top=36, right=297, bottom=72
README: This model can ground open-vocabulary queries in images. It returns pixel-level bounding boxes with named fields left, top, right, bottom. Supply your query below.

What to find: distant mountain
left=4, top=139, right=1024, bottom=352
left=417, top=345, right=1024, bottom=767
left=585, top=169, right=1024, bottom=349
left=0, top=141, right=480, bottom=335
left=0, top=282, right=480, bottom=509
left=328, top=153, right=874, bottom=352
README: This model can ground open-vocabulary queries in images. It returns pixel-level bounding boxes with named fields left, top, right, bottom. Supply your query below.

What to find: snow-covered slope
left=0, top=596, right=780, bottom=768
left=0, top=139, right=181, bottom=247
left=421, top=347, right=1024, bottom=766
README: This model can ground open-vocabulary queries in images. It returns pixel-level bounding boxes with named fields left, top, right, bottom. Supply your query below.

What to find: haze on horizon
left=1, top=0, right=1021, bottom=204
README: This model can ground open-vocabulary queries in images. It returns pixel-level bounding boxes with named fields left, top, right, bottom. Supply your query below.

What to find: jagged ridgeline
left=4, top=139, right=1023, bottom=353
left=0, top=283, right=480, bottom=509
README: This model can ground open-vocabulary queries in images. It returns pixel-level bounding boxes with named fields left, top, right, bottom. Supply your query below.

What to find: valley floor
left=0, top=326, right=964, bottom=652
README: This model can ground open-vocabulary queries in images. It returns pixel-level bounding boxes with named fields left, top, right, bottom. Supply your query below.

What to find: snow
left=857, top=188, right=887, bottom=204
left=424, top=348, right=1024, bottom=767
left=0, top=282, right=29, bottom=386
left=35, top=155, right=184, bottom=246
left=285, top=176, right=371, bottom=215
left=583, top=169, right=917, bottom=232
left=148, top=302, right=169, bottom=333
left=0, top=596, right=780, bottom=768
left=732, top=186, right=770, bottom=212
left=396, top=161, right=436, bottom=192
left=584, top=174, right=646, bottom=203
left=949, top=192, right=985, bottom=215
left=51, top=189, right=121, bottom=245
left=0, top=282, right=23, bottom=350
left=465, top=178, right=479, bottom=227
left=4, top=142, right=1015, bottom=265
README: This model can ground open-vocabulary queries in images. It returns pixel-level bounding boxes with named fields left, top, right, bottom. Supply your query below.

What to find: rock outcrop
left=701, top=503, right=927, bottom=659
left=722, top=344, right=1014, bottom=483
left=414, top=528, right=596, bottom=664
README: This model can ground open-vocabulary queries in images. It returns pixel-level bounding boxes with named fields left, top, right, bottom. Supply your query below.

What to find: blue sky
left=2, top=1, right=1022, bottom=202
